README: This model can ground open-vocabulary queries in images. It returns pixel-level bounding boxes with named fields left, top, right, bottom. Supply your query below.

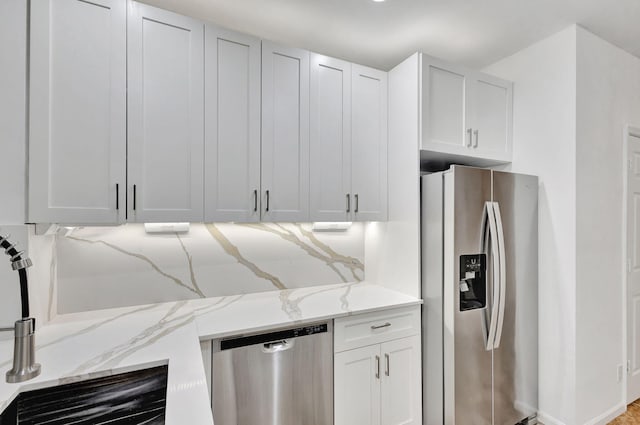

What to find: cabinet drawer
left=334, top=306, right=420, bottom=352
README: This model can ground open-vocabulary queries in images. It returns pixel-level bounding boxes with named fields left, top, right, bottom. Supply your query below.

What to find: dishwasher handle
left=262, top=339, right=295, bottom=354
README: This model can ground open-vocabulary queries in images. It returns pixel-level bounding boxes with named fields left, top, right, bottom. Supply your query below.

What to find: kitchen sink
left=0, top=365, right=168, bottom=424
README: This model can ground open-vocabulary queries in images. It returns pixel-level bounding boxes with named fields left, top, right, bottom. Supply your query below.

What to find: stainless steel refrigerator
left=422, top=165, right=538, bottom=425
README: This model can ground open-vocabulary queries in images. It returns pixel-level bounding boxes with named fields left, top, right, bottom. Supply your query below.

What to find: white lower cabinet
left=335, top=345, right=381, bottom=425
left=334, top=307, right=422, bottom=425
left=380, top=336, right=421, bottom=425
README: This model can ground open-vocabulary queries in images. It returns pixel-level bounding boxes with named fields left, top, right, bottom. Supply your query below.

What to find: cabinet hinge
left=628, top=360, right=632, bottom=374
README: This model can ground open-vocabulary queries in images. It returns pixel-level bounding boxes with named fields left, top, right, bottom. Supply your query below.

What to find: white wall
left=485, top=26, right=578, bottom=425
left=0, top=0, right=27, bottom=224
left=574, top=26, right=640, bottom=424
left=364, top=53, right=421, bottom=298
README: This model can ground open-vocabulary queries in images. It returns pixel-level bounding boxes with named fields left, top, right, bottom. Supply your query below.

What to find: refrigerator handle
left=481, top=202, right=500, bottom=351
left=492, top=202, right=507, bottom=349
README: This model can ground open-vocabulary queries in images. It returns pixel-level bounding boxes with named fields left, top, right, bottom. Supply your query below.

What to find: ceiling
left=139, top=0, right=640, bottom=71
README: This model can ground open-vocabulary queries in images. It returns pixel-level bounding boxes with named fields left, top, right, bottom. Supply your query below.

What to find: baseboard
left=536, top=410, right=566, bottom=425
left=537, top=402, right=626, bottom=425
left=582, top=402, right=626, bottom=425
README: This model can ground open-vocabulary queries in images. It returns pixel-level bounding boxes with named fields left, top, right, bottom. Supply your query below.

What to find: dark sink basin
left=0, top=365, right=168, bottom=424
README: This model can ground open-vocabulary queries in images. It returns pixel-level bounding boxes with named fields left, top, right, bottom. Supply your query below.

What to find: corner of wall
left=364, top=53, right=421, bottom=298
left=27, top=225, right=57, bottom=326
left=574, top=26, right=640, bottom=424
left=484, top=26, right=579, bottom=425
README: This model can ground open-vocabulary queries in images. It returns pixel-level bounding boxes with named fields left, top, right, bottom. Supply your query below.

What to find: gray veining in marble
left=65, top=296, right=244, bottom=377
left=240, top=223, right=364, bottom=283
left=66, top=235, right=206, bottom=298
left=0, top=303, right=162, bottom=370
left=206, top=224, right=286, bottom=290
left=278, top=282, right=358, bottom=321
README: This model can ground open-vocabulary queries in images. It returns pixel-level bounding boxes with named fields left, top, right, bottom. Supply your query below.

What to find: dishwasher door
left=212, top=322, right=333, bottom=425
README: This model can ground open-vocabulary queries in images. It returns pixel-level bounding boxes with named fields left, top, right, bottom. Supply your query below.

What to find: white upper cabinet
left=127, top=2, right=204, bottom=223
left=470, top=73, right=513, bottom=158
left=204, top=26, right=261, bottom=222
left=309, top=58, right=388, bottom=222
left=29, top=0, right=127, bottom=224
left=261, top=42, right=310, bottom=222
left=422, top=60, right=468, bottom=152
left=28, top=1, right=389, bottom=224
left=351, top=65, right=388, bottom=221
left=421, top=55, right=512, bottom=164
left=310, top=54, right=352, bottom=222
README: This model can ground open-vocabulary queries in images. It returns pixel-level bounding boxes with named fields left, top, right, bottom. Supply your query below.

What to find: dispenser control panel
left=459, top=254, right=487, bottom=311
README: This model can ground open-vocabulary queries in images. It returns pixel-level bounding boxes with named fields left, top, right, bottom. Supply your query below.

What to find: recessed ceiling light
left=372, top=0, right=385, bottom=2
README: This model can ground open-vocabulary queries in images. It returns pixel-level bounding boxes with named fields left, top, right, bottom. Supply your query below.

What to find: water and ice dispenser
left=459, top=254, right=487, bottom=311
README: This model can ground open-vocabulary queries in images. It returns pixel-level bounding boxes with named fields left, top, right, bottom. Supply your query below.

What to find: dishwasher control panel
left=220, top=323, right=328, bottom=350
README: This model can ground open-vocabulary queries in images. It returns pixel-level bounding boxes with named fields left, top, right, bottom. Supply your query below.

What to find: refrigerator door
left=446, top=166, right=493, bottom=425
left=491, top=170, right=538, bottom=425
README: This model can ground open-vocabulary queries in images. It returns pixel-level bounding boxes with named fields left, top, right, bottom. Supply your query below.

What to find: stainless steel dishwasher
left=211, top=321, right=333, bottom=425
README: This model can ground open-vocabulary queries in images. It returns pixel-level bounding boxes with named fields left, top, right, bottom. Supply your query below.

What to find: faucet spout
left=0, top=233, right=40, bottom=383
left=0, top=234, right=32, bottom=318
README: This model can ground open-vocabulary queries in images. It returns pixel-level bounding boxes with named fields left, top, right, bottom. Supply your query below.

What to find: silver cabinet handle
left=473, top=129, right=479, bottom=148
left=385, top=353, right=390, bottom=376
left=467, top=128, right=473, bottom=147
left=375, top=355, right=380, bottom=379
left=115, top=183, right=119, bottom=210
left=355, top=194, right=359, bottom=213
left=371, top=322, right=391, bottom=330
left=346, top=194, right=351, bottom=213
left=253, top=189, right=258, bottom=212
left=265, top=190, right=270, bottom=212
left=133, top=184, right=137, bottom=211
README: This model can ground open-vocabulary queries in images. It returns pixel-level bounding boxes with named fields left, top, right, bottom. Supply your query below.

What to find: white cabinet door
left=310, top=54, right=351, bottom=222
left=261, top=42, right=310, bottom=222
left=204, top=26, right=261, bottom=222
left=351, top=64, right=388, bottom=221
left=127, top=2, right=204, bottom=223
left=421, top=54, right=513, bottom=164
left=335, top=344, right=381, bottom=425
left=421, top=57, right=470, bottom=154
left=469, top=73, right=513, bottom=160
left=29, top=0, right=126, bottom=224
left=380, top=335, right=422, bottom=425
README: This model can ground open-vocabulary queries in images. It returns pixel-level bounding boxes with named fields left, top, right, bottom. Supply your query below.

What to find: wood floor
left=609, top=399, right=640, bottom=424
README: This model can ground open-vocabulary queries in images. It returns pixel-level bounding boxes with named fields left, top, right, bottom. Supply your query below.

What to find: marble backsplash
left=56, top=223, right=364, bottom=314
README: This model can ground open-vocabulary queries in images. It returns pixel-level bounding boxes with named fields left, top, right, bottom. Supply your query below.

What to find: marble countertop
left=0, top=282, right=422, bottom=424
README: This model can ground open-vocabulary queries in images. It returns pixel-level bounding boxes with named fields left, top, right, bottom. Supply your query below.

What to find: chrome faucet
left=0, top=233, right=41, bottom=383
